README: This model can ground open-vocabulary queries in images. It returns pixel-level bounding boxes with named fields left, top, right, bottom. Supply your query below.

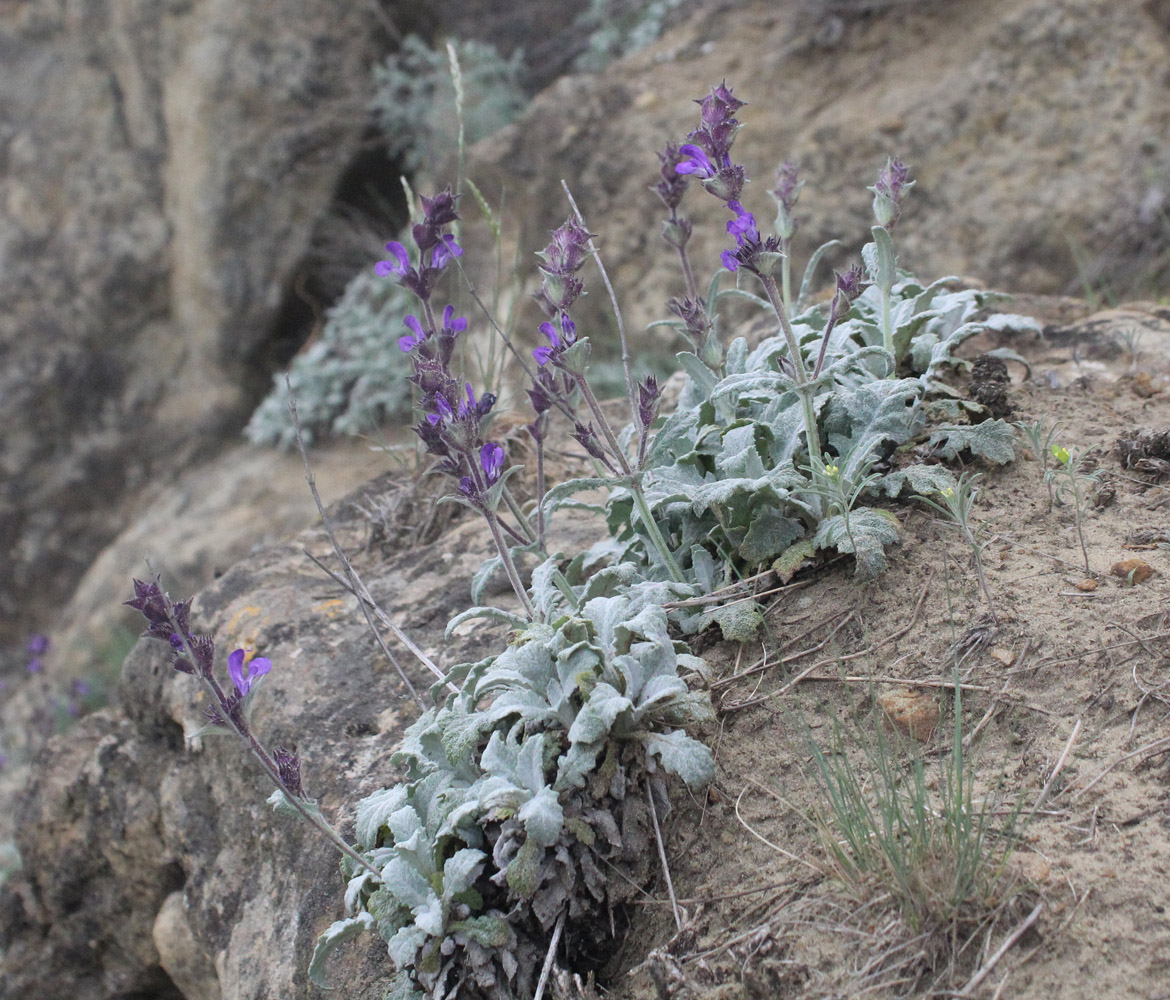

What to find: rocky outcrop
left=460, top=0, right=1170, bottom=340
left=0, top=475, right=602, bottom=998
left=0, top=0, right=384, bottom=644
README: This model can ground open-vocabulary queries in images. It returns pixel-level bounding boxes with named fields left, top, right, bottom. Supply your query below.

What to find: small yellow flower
left=824, top=464, right=840, bottom=478
left=939, top=486, right=955, bottom=498
left=1051, top=444, right=1071, bottom=465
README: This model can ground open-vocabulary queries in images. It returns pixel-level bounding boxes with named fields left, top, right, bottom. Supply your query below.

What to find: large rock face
left=0, top=0, right=383, bottom=644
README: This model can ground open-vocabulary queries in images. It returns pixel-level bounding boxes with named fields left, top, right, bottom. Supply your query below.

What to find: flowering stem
left=483, top=509, right=537, bottom=620
left=169, top=627, right=383, bottom=882
left=676, top=241, right=699, bottom=303
left=780, top=236, right=793, bottom=316
left=573, top=373, right=632, bottom=476
left=880, top=283, right=894, bottom=361
left=630, top=479, right=686, bottom=584
left=757, top=272, right=822, bottom=466
left=561, top=181, right=643, bottom=458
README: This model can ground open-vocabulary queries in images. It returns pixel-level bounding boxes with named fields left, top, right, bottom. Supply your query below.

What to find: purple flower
left=675, top=143, right=716, bottom=179
left=534, top=321, right=560, bottom=366
left=428, top=394, right=454, bottom=425
left=442, top=305, right=467, bottom=337
left=27, top=634, right=49, bottom=656
left=228, top=648, right=271, bottom=697
left=431, top=234, right=463, bottom=270
left=720, top=248, right=741, bottom=272
left=398, top=314, right=427, bottom=352
left=726, top=200, right=759, bottom=245
left=480, top=442, right=505, bottom=485
left=27, top=658, right=42, bottom=674
left=375, top=241, right=411, bottom=278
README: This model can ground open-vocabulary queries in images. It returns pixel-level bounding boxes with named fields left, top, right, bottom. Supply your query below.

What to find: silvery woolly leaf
left=385, top=971, right=425, bottom=1000
left=797, top=237, right=844, bottom=310
left=580, top=561, right=642, bottom=601
left=518, top=786, right=564, bottom=848
left=505, top=834, right=544, bottom=896
left=635, top=673, right=688, bottom=713
left=383, top=854, right=435, bottom=911
left=568, top=682, right=632, bottom=745
left=387, top=923, right=430, bottom=970
left=708, top=601, right=764, bottom=642
left=715, top=422, right=767, bottom=479
left=441, top=848, right=487, bottom=901
left=642, top=731, right=715, bottom=790
left=448, top=914, right=513, bottom=948
left=530, top=557, right=567, bottom=621
left=740, top=510, right=804, bottom=563
left=812, top=507, right=901, bottom=579
left=471, top=552, right=504, bottom=604
left=927, top=420, right=1016, bottom=465
left=878, top=464, right=956, bottom=498
left=354, top=785, right=408, bottom=849
left=725, top=335, right=748, bottom=375
left=445, top=605, right=529, bottom=638
left=309, top=912, right=375, bottom=987
left=676, top=350, right=718, bottom=399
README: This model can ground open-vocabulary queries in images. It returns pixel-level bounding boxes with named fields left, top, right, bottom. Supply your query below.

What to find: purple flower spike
left=675, top=144, right=716, bottom=179
left=481, top=442, right=505, bottom=485
left=398, top=314, right=427, bottom=352
left=273, top=746, right=304, bottom=798
left=228, top=648, right=271, bottom=697
left=375, top=241, right=410, bottom=278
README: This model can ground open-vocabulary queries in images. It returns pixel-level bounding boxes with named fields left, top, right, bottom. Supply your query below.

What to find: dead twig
left=951, top=901, right=1043, bottom=998
left=288, top=382, right=427, bottom=710
left=646, top=776, right=683, bottom=932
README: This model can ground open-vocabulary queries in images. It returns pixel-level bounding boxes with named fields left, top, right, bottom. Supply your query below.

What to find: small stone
left=1111, top=558, right=1154, bottom=584
left=990, top=646, right=1015, bottom=666
left=1133, top=372, right=1161, bottom=398
left=1075, top=577, right=1098, bottom=592
left=878, top=689, right=940, bottom=742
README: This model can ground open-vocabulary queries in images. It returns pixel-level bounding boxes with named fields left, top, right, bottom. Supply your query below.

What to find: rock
left=1111, top=558, right=1154, bottom=584
left=878, top=688, right=940, bottom=742
left=1075, top=577, right=1098, bottom=592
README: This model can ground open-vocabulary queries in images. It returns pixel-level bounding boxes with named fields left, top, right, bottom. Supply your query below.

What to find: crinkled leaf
left=878, top=464, right=956, bottom=498
left=773, top=537, right=816, bottom=582
left=710, top=600, right=764, bottom=642
left=813, top=507, right=901, bottom=578
left=309, top=912, right=375, bottom=987
left=676, top=350, right=718, bottom=399
left=518, top=786, right=564, bottom=848
left=354, top=786, right=408, bottom=849
left=441, top=848, right=487, bottom=902
left=568, top=682, right=633, bottom=745
left=448, top=914, right=513, bottom=949
left=642, top=731, right=715, bottom=790
left=928, top=420, right=1017, bottom=465
left=740, top=511, right=805, bottom=563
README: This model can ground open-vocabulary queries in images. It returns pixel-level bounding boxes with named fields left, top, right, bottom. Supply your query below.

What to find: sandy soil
left=604, top=301, right=1170, bottom=1000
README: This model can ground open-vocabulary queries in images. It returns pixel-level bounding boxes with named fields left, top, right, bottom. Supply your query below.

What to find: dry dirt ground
left=601, top=301, right=1170, bottom=1000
